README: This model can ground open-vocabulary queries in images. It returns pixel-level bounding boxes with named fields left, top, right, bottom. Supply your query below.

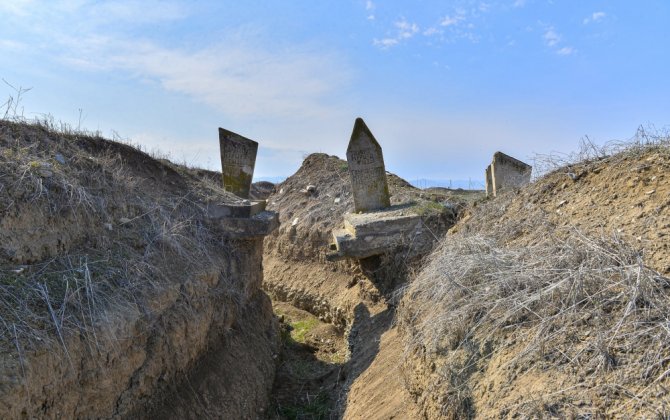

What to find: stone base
left=206, top=200, right=267, bottom=219
left=327, top=207, right=425, bottom=260
left=219, top=211, right=279, bottom=239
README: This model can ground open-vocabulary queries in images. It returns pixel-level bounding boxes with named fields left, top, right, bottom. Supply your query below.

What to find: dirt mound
left=0, top=120, right=278, bottom=418
left=263, top=153, right=468, bottom=418
left=399, top=142, right=670, bottom=418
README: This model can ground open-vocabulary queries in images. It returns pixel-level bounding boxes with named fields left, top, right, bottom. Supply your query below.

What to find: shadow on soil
left=269, top=301, right=390, bottom=420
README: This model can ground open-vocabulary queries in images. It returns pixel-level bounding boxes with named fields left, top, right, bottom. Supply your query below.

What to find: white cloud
left=557, top=46, right=575, bottom=56
left=0, top=39, right=27, bottom=51
left=365, top=0, right=375, bottom=20
left=396, top=19, right=419, bottom=39
left=373, top=18, right=419, bottom=49
left=541, top=24, right=575, bottom=56
left=91, top=1, right=188, bottom=24
left=423, top=27, right=442, bottom=37
left=87, top=40, right=349, bottom=119
left=543, top=27, right=561, bottom=47
left=583, top=11, right=606, bottom=25
left=440, top=10, right=467, bottom=27
left=1, top=1, right=352, bottom=120
left=373, top=38, right=399, bottom=48
left=0, top=0, right=35, bottom=16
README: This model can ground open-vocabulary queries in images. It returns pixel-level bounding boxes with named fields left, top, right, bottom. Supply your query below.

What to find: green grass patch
left=289, top=318, right=320, bottom=343
left=411, top=200, right=447, bottom=217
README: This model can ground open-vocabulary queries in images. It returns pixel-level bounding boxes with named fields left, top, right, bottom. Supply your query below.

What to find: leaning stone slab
left=218, top=211, right=279, bottom=239
left=219, top=127, right=259, bottom=199
left=346, top=118, right=391, bottom=213
left=327, top=206, right=426, bottom=260
left=487, top=151, right=532, bottom=197
left=485, top=164, right=493, bottom=197
left=206, top=201, right=267, bottom=219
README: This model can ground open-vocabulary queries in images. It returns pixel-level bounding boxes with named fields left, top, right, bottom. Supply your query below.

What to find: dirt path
left=268, top=300, right=420, bottom=420
left=269, top=302, right=348, bottom=419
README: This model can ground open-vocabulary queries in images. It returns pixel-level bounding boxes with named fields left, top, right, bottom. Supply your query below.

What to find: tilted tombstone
left=346, top=118, right=391, bottom=212
left=218, top=127, right=258, bottom=199
left=485, top=164, right=493, bottom=197
left=487, top=151, right=532, bottom=197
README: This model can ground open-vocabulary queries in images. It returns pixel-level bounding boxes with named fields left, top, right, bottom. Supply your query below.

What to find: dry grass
left=400, top=228, right=670, bottom=417
left=0, top=119, right=239, bottom=359
left=531, top=125, right=670, bottom=178
left=399, top=135, right=670, bottom=418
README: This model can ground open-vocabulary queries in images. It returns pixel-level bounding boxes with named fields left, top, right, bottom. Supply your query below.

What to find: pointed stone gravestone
left=218, top=127, right=258, bottom=199
left=485, top=165, right=493, bottom=197
left=485, top=151, right=532, bottom=197
left=346, top=118, right=391, bottom=212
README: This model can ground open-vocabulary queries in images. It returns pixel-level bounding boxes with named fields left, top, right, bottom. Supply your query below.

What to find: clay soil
left=263, top=153, right=471, bottom=419
left=0, top=120, right=278, bottom=419
left=400, top=142, right=670, bottom=419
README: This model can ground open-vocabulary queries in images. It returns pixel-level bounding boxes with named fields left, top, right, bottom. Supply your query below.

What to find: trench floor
left=268, top=302, right=349, bottom=419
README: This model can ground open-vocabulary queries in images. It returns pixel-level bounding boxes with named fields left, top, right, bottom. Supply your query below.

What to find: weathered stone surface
left=206, top=201, right=267, bottom=219
left=219, top=211, right=279, bottom=239
left=485, top=165, right=493, bottom=197
left=219, top=127, right=259, bottom=199
left=328, top=207, right=426, bottom=260
left=486, top=151, right=532, bottom=197
left=346, top=118, right=391, bottom=212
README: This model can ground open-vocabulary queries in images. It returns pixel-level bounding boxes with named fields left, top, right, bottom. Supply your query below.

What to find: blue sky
left=1, top=1, right=668, bottom=186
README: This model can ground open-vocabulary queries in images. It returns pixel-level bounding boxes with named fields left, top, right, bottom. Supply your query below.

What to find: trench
left=264, top=255, right=411, bottom=420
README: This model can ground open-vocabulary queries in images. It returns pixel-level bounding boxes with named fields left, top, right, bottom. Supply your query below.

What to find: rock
left=334, top=197, right=341, bottom=204
left=306, top=185, right=316, bottom=193
left=38, top=169, right=53, bottom=178
left=291, top=217, right=299, bottom=227
left=104, top=223, right=113, bottom=231
left=119, top=217, right=132, bottom=224
left=54, top=154, right=66, bottom=164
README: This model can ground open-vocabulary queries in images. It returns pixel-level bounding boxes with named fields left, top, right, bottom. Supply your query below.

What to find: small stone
left=291, top=217, right=299, bottom=226
left=306, top=184, right=316, bottom=193
left=557, top=200, right=567, bottom=208
left=279, top=188, right=284, bottom=194
left=104, top=223, right=113, bottom=231
left=54, top=154, right=66, bottom=164
left=119, top=217, right=132, bottom=224
left=38, top=169, right=53, bottom=178
left=334, top=197, right=341, bottom=204
left=645, top=189, right=655, bottom=195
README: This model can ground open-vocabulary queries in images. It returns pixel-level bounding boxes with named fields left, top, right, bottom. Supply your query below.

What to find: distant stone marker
left=485, top=151, right=532, bottom=197
left=346, top=118, right=391, bottom=212
left=485, top=165, right=493, bottom=197
left=218, top=127, right=258, bottom=199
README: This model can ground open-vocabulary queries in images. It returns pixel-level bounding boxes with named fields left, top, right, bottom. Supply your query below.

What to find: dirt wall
left=0, top=121, right=279, bottom=419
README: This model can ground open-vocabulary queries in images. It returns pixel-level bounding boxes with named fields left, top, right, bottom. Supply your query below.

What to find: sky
left=1, top=0, right=668, bottom=187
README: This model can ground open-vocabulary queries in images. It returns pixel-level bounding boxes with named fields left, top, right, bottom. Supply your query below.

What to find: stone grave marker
left=485, top=151, right=532, bottom=197
left=218, top=127, right=258, bottom=199
left=346, top=118, right=391, bottom=212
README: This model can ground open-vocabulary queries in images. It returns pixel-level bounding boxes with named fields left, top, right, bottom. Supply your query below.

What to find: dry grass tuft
left=400, top=229, right=670, bottom=417
left=0, top=119, right=238, bottom=358
left=399, top=134, right=670, bottom=418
